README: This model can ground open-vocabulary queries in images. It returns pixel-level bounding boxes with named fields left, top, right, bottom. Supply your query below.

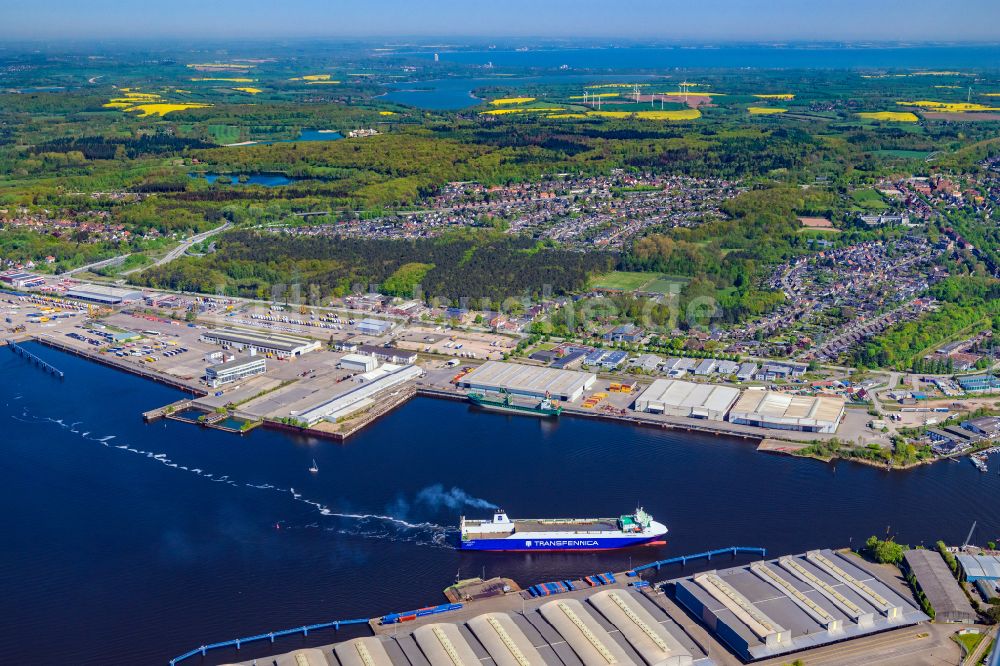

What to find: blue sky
left=7, top=0, right=1000, bottom=41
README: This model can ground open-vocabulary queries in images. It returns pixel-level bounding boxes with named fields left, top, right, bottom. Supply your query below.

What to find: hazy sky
left=7, top=0, right=1000, bottom=41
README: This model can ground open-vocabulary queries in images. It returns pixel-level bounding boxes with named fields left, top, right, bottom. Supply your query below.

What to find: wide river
left=3, top=342, right=999, bottom=664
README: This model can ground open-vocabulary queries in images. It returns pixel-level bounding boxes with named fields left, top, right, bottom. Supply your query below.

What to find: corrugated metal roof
left=730, top=391, right=844, bottom=428
left=957, top=553, right=1000, bottom=581
left=903, top=550, right=976, bottom=621
left=637, top=379, right=739, bottom=413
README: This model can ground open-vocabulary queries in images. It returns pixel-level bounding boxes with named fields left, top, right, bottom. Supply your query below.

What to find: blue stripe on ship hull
left=459, top=536, right=660, bottom=551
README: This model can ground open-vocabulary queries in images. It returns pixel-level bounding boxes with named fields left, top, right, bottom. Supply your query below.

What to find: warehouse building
left=957, top=553, right=1000, bottom=583
left=551, top=350, right=586, bottom=370
left=633, top=379, right=740, bottom=421
left=736, top=362, right=759, bottom=382
left=65, top=284, right=143, bottom=305
left=339, top=353, right=379, bottom=373
left=356, top=318, right=393, bottom=336
left=902, top=549, right=977, bottom=624
left=694, top=359, right=717, bottom=376
left=200, top=327, right=320, bottom=358
left=357, top=344, right=417, bottom=365
left=0, top=271, right=44, bottom=288
left=599, top=350, right=628, bottom=369
left=457, top=360, right=596, bottom=402
left=961, top=416, right=1000, bottom=438
left=205, top=355, right=266, bottom=388
left=958, top=374, right=1000, bottom=393
left=728, top=390, right=844, bottom=433
left=271, top=589, right=704, bottom=666
left=754, top=362, right=808, bottom=382
left=716, top=360, right=740, bottom=376
left=674, top=549, right=926, bottom=661
left=294, top=364, right=422, bottom=425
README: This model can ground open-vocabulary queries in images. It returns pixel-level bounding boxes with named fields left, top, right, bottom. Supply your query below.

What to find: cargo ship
left=459, top=508, right=667, bottom=551
left=467, top=390, right=562, bottom=417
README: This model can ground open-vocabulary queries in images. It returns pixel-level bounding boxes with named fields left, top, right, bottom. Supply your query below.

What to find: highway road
left=121, top=221, right=230, bottom=276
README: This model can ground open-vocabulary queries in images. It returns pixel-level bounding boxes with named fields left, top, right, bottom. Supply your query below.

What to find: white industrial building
left=457, top=360, right=596, bottom=402
left=736, top=362, right=759, bottom=382
left=633, top=379, right=740, bottom=421
left=728, top=389, right=845, bottom=433
left=716, top=360, right=740, bottom=375
left=205, top=355, right=266, bottom=388
left=65, top=284, right=143, bottom=305
left=339, top=353, right=379, bottom=373
left=294, top=364, right=422, bottom=425
left=200, top=327, right=320, bottom=358
left=694, top=359, right=717, bottom=376
left=356, top=318, right=393, bottom=336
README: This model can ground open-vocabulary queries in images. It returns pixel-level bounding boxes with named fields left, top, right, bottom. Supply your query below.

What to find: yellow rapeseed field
left=753, top=94, right=795, bottom=100
left=897, top=100, right=1000, bottom=112
left=748, top=106, right=787, bottom=115
left=125, top=103, right=212, bottom=117
left=547, top=113, right=588, bottom=118
left=858, top=111, right=919, bottom=122
left=103, top=91, right=210, bottom=116
left=379, top=111, right=397, bottom=116
left=489, top=97, right=536, bottom=105
left=234, top=87, right=262, bottom=94
left=103, top=91, right=164, bottom=108
left=635, top=109, right=701, bottom=120
left=290, top=74, right=332, bottom=81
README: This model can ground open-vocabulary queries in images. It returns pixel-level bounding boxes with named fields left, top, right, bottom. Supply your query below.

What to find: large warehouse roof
left=675, top=549, right=927, bottom=661
left=459, top=360, right=596, bottom=401
left=202, top=327, right=318, bottom=355
left=729, top=390, right=844, bottom=428
left=635, top=379, right=740, bottom=418
left=65, top=284, right=143, bottom=304
left=957, top=553, right=1000, bottom=581
left=903, top=549, right=976, bottom=623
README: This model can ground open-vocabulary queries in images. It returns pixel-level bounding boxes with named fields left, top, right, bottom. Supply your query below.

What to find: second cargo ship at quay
left=458, top=508, right=668, bottom=551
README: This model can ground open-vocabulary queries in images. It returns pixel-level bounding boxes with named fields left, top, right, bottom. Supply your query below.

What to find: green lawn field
left=591, top=271, right=689, bottom=294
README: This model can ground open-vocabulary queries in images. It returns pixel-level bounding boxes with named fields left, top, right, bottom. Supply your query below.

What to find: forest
left=132, top=230, right=614, bottom=303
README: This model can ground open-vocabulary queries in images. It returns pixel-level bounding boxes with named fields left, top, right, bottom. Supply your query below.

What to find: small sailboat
left=308, top=459, right=319, bottom=473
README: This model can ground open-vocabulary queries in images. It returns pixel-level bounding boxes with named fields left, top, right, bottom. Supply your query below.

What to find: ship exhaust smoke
left=416, top=484, right=498, bottom=511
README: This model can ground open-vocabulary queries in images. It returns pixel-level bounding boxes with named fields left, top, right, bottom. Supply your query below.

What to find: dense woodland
left=133, top=230, right=614, bottom=303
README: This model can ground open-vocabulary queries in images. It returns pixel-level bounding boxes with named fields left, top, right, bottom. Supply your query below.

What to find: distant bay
left=420, top=44, right=1000, bottom=70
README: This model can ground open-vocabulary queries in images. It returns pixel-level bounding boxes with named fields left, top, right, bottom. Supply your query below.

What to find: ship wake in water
left=11, top=409, right=459, bottom=549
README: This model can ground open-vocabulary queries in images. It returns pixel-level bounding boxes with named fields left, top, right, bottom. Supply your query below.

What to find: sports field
left=591, top=271, right=689, bottom=294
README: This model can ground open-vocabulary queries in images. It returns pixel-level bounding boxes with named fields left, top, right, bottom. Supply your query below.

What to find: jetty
left=6, top=339, right=64, bottom=378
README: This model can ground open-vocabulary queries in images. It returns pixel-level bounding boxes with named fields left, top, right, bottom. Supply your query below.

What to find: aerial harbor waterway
left=3, top=341, right=1000, bottom=665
